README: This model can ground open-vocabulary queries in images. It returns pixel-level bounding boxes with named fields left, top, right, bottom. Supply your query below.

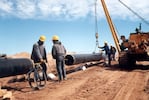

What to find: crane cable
left=119, top=0, right=149, bottom=26
left=93, top=0, right=99, bottom=53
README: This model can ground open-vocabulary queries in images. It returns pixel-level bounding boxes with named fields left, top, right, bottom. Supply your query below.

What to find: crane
left=100, top=0, right=121, bottom=53
left=100, top=0, right=149, bottom=67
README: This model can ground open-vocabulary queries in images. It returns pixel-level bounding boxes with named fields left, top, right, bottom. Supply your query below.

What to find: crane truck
left=100, top=0, right=149, bottom=67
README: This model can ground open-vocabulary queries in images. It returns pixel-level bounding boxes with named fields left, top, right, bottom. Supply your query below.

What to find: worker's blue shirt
left=100, top=45, right=110, bottom=55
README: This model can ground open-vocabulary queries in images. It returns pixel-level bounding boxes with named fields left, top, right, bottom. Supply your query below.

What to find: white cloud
left=37, top=0, right=91, bottom=20
left=15, top=0, right=36, bottom=18
left=38, top=0, right=64, bottom=18
left=62, top=0, right=90, bottom=19
left=0, top=0, right=13, bottom=16
left=104, top=0, right=149, bottom=21
left=0, top=0, right=148, bottom=21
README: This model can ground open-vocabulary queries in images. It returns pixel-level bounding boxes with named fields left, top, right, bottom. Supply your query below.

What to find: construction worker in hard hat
left=120, top=35, right=128, bottom=51
left=110, top=44, right=116, bottom=61
left=51, top=35, right=67, bottom=82
left=31, top=35, right=48, bottom=79
left=98, top=41, right=111, bottom=66
left=99, top=41, right=109, bottom=55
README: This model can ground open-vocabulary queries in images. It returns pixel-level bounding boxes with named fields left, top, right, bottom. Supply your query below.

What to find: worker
left=31, top=35, right=48, bottom=80
left=99, top=41, right=111, bottom=66
left=135, top=28, right=141, bottom=33
left=110, top=45, right=116, bottom=61
left=51, top=35, right=66, bottom=82
left=120, top=35, right=129, bottom=51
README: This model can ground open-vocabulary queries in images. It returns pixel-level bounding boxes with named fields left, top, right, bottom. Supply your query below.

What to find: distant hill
left=9, top=52, right=30, bottom=58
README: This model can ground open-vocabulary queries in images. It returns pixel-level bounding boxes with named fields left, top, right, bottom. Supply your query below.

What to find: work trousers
left=40, top=62, right=48, bottom=79
left=105, top=53, right=111, bottom=66
left=56, top=59, right=66, bottom=81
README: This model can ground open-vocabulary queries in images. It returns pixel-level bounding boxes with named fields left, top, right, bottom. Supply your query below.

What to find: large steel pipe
left=0, top=58, right=33, bottom=78
left=65, top=53, right=104, bottom=65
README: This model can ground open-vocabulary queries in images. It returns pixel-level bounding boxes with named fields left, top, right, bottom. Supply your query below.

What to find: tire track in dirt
left=10, top=65, right=149, bottom=100
left=113, top=72, right=138, bottom=100
left=43, top=78, right=88, bottom=100
left=62, top=67, right=149, bottom=100
left=63, top=67, right=128, bottom=100
left=113, top=70, right=149, bottom=100
left=43, top=67, right=103, bottom=100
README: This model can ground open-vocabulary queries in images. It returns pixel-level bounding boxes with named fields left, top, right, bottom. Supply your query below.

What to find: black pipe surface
left=65, top=53, right=104, bottom=65
left=0, top=58, right=33, bottom=78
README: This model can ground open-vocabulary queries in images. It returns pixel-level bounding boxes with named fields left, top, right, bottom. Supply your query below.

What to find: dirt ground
left=0, top=53, right=149, bottom=100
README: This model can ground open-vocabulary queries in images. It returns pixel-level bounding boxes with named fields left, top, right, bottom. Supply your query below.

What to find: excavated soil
left=0, top=53, right=149, bottom=100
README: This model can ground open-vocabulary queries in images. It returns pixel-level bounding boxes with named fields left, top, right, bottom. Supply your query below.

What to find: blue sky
left=0, top=0, right=149, bottom=55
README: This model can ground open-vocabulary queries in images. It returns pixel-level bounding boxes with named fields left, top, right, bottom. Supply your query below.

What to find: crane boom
left=100, top=0, right=121, bottom=53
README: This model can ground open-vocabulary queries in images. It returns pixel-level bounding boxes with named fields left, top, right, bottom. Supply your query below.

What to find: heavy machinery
left=100, top=0, right=149, bottom=67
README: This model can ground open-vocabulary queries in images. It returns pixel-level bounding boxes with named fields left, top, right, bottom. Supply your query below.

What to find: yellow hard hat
left=39, top=35, right=46, bottom=42
left=52, top=35, right=59, bottom=41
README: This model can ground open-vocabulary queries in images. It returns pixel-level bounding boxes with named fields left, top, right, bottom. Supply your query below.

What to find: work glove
left=40, top=59, right=44, bottom=63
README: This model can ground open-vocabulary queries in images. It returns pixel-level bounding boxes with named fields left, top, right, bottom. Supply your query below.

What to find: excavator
left=100, top=0, right=149, bottom=67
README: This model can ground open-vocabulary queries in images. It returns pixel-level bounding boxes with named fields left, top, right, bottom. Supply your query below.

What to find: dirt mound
left=9, top=52, right=30, bottom=58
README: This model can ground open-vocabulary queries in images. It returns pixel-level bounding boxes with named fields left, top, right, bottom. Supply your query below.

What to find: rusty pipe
left=65, top=53, right=104, bottom=65
left=0, top=58, right=33, bottom=78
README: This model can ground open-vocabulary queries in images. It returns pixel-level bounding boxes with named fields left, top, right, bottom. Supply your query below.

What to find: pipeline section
left=65, top=53, right=104, bottom=65
left=0, top=58, right=33, bottom=78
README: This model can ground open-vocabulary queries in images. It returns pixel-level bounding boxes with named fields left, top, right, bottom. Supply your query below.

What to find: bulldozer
left=119, top=26, right=149, bottom=67
left=100, top=0, right=149, bottom=67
